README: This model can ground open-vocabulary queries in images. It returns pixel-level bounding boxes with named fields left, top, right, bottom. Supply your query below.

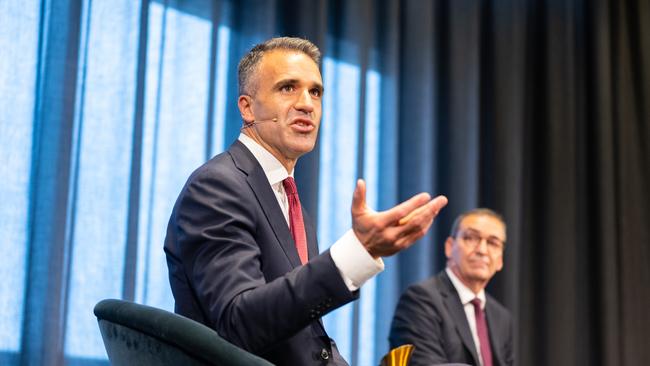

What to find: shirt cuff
left=330, top=229, right=384, bottom=291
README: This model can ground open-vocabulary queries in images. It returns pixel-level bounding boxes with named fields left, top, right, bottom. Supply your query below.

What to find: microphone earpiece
left=241, top=117, right=278, bottom=130
left=252, top=117, right=278, bottom=124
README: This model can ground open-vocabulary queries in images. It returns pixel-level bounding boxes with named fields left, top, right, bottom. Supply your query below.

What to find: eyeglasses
left=456, top=230, right=505, bottom=252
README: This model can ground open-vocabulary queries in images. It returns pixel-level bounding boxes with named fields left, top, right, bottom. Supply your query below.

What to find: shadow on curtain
left=1, top=0, right=648, bottom=365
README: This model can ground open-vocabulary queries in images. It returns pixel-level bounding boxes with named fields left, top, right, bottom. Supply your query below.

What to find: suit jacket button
left=320, top=348, right=330, bottom=360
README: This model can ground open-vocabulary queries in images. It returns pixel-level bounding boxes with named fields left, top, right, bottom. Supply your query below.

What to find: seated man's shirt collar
left=445, top=267, right=487, bottom=308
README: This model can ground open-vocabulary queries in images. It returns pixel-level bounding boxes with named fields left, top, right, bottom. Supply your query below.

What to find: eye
left=279, top=84, right=295, bottom=93
left=310, top=88, right=322, bottom=98
left=463, top=233, right=480, bottom=243
left=487, top=238, right=504, bottom=249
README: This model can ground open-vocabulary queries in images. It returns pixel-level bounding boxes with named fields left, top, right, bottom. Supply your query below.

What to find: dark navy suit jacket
left=389, top=271, right=514, bottom=366
left=164, top=141, right=357, bottom=365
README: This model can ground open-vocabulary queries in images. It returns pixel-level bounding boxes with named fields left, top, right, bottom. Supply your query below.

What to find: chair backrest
left=94, top=299, right=274, bottom=366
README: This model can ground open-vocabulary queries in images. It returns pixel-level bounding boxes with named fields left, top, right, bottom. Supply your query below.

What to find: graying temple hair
left=237, top=37, right=321, bottom=95
left=449, top=208, right=507, bottom=239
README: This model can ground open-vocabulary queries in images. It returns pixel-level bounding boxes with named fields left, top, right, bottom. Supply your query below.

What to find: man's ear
left=444, top=237, right=454, bottom=259
left=238, top=95, right=254, bottom=123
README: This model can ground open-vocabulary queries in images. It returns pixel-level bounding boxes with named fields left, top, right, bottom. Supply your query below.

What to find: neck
left=448, top=266, right=487, bottom=295
left=242, top=129, right=297, bottom=173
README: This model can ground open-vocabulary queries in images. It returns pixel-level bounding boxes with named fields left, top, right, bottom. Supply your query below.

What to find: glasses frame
left=455, top=229, right=505, bottom=253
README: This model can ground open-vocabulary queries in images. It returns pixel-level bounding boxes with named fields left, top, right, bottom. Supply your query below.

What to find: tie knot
left=283, top=177, right=298, bottom=195
left=471, top=298, right=482, bottom=310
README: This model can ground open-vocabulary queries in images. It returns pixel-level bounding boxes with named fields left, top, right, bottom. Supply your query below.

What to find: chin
left=291, top=141, right=317, bottom=154
left=467, top=270, right=491, bottom=281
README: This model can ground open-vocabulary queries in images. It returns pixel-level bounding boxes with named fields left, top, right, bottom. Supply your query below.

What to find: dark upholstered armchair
left=94, top=299, right=273, bottom=366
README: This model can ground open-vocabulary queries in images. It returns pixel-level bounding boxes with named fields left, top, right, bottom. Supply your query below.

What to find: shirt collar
left=445, top=267, right=487, bottom=309
left=238, top=133, right=292, bottom=185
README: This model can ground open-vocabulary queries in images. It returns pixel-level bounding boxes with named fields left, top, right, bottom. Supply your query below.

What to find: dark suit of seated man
left=164, top=37, right=448, bottom=366
left=389, top=209, right=514, bottom=366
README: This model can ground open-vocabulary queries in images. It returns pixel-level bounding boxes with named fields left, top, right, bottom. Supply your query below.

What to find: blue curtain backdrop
left=2, top=0, right=649, bottom=365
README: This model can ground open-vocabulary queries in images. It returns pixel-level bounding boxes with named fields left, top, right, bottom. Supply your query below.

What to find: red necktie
left=471, top=298, right=493, bottom=366
left=282, top=177, right=308, bottom=264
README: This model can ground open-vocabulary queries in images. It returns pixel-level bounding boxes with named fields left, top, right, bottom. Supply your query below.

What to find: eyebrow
left=274, top=78, right=324, bottom=93
left=462, top=227, right=505, bottom=241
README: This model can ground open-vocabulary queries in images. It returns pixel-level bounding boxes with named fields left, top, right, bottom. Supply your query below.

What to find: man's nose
left=475, top=238, right=489, bottom=253
left=294, top=89, right=314, bottom=113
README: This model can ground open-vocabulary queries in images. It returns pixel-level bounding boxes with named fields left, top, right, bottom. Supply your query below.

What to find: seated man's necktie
left=471, top=298, right=493, bottom=366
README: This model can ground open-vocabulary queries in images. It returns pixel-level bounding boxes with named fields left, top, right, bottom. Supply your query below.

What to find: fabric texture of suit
left=389, top=271, right=514, bottom=366
left=164, top=141, right=357, bottom=365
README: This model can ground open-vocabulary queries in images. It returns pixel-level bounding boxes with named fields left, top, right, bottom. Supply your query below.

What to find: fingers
left=431, top=195, right=448, bottom=217
left=390, top=195, right=448, bottom=249
left=351, top=179, right=367, bottom=216
left=398, top=195, right=448, bottom=225
left=351, top=184, right=448, bottom=258
left=363, top=195, right=447, bottom=257
left=398, top=202, right=427, bottom=225
left=378, top=192, right=432, bottom=227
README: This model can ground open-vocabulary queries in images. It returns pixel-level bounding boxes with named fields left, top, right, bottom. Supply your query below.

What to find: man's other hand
left=351, top=179, right=448, bottom=258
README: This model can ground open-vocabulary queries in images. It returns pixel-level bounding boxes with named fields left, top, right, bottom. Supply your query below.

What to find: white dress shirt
left=238, top=133, right=383, bottom=291
left=445, top=267, right=488, bottom=366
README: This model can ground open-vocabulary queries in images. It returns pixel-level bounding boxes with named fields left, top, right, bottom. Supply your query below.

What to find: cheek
left=454, top=249, right=469, bottom=263
left=494, top=256, right=503, bottom=271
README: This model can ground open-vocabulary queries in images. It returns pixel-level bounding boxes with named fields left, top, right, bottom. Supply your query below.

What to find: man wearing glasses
left=389, top=208, right=514, bottom=366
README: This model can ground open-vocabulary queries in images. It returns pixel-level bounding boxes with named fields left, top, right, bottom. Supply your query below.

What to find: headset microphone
left=242, top=117, right=278, bottom=129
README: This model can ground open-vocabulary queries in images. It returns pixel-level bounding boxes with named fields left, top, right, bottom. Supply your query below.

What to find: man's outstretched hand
left=351, top=179, right=448, bottom=258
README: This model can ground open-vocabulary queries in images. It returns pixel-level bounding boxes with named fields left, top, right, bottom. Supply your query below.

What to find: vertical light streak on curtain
left=209, top=25, right=231, bottom=157
left=121, top=0, right=150, bottom=304
left=22, top=0, right=86, bottom=362
left=135, top=3, right=212, bottom=311
left=0, top=0, right=40, bottom=353
left=318, top=57, right=360, bottom=362
left=135, top=0, right=167, bottom=309
left=64, top=0, right=141, bottom=359
left=357, top=69, right=381, bottom=366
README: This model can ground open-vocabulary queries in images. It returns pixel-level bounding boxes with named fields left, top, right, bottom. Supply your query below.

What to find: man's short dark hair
left=449, top=208, right=507, bottom=240
left=237, top=37, right=321, bottom=95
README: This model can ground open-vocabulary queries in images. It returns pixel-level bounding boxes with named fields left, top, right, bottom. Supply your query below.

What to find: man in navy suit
left=164, top=37, right=448, bottom=365
left=389, top=208, right=514, bottom=366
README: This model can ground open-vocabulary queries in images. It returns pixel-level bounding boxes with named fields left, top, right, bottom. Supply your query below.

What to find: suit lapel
left=438, top=272, right=481, bottom=366
left=485, top=300, right=504, bottom=366
left=228, top=141, right=303, bottom=268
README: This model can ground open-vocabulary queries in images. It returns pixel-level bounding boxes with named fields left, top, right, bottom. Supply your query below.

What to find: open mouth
left=291, top=118, right=315, bottom=132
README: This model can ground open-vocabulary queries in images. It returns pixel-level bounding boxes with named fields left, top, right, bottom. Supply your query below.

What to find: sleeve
left=330, top=229, right=384, bottom=291
left=388, top=284, right=449, bottom=366
left=504, top=312, right=515, bottom=366
left=173, top=167, right=358, bottom=354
